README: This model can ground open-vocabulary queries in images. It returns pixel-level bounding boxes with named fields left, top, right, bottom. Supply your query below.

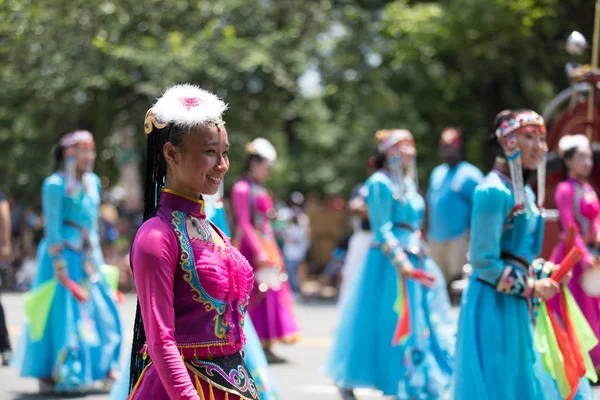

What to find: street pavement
left=0, top=292, right=598, bottom=399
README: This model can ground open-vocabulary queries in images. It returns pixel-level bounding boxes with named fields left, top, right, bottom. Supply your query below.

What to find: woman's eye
left=207, top=149, right=216, bottom=154
left=222, top=151, right=229, bottom=157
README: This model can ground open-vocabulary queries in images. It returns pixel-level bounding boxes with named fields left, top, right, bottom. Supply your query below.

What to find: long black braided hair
left=128, top=119, right=187, bottom=393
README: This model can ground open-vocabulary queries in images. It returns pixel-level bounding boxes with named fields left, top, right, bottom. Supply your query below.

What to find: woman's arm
left=132, top=218, right=200, bottom=400
left=42, top=176, right=68, bottom=274
left=231, top=181, right=267, bottom=263
left=470, top=183, right=534, bottom=297
left=366, top=177, right=407, bottom=269
left=555, top=182, right=594, bottom=265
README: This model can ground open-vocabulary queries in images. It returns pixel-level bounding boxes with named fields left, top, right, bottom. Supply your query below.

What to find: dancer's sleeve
left=470, top=182, right=534, bottom=298
left=231, top=181, right=267, bottom=262
left=366, top=177, right=407, bottom=268
left=42, top=175, right=67, bottom=271
left=132, top=218, right=200, bottom=400
left=555, top=182, right=595, bottom=266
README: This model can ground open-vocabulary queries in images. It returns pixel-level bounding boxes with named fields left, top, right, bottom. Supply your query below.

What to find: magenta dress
left=129, top=190, right=259, bottom=400
left=550, top=177, right=600, bottom=368
left=231, top=178, right=300, bottom=345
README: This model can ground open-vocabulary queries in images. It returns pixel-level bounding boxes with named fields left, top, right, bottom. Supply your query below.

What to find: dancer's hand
left=559, top=270, right=573, bottom=285
left=55, top=267, right=69, bottom=285
left=534, top=278, right=560, bottom=300
left=398, top=259, right=415, bottom=278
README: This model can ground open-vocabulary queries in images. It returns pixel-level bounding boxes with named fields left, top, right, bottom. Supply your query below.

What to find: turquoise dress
left=109, top=193, right=281, bottom=400
left=452, top=170, right=595, bottom=399
left=325, top=170, right=454, bottom=398
left=12, top=172, right=122, bottom=391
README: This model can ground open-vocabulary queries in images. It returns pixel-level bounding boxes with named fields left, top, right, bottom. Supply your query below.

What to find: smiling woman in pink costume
left=231, top=139, right=301, bottom=364
left=127, top=84, right=259, bottom=400
left=550, top=134, right=600, bottom=372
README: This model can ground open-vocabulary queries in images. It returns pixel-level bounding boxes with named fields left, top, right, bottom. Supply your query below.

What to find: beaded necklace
left=190, top=214, right=214, bottom=243
left=160, top=188, right=215, bottom=243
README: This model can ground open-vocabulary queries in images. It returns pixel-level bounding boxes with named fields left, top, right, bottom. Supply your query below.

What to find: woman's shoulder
left=231, top=179, right=250, bottom=194
left=366, top=170, right=392, bottom=189
left=43, top=173, right=65, bottom=189
left=473, top=172, right=512, bottom=202
left=133, top=216, right=177, bottom=252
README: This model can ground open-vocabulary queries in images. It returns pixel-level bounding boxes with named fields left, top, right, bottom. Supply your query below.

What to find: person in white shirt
left=283, top=214, right=309, bottom=295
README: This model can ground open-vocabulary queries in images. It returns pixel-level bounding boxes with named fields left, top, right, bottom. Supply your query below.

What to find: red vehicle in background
left=536, top=30, right=600, bottom=259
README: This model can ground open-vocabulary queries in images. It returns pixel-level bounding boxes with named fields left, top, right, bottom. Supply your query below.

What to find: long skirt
left=452, top=275, right=595, bottom=399
left=325, top=247, right=454, bottom=397
left=12, top=239, right=122, bottom=392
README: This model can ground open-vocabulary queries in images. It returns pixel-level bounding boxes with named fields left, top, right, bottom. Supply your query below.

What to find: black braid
left=128, top=123, right=186, bottom=393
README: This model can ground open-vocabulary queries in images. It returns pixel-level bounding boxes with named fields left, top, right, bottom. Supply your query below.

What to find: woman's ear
left=163, top=142, right=179, bottom=166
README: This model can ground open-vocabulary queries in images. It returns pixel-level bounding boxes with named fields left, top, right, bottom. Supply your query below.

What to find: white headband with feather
left=558, top=134, right=590, bottom=158
left=246, top=138, right=277, bottom=162
left=145, top=84, right=228, bottom=134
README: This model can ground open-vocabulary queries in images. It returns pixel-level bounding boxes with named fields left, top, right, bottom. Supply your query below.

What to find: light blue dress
left=109, top=193, right=281, bottom=400
left=325, top=170, right=454, bottom=398
left=452, top=170, right=595, bottom=399
left=12, top=172, right=122, bottom=392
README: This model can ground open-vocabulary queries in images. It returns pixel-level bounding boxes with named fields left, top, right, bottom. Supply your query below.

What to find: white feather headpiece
left=246, top=138, right=277, bottom=162
left=144, top=84, right=228, bottom=134
left=558, top=134, right=590, bottom=158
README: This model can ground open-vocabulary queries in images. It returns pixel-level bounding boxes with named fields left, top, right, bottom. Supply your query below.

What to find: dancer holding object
left=325, top=129, right=454, bottom=400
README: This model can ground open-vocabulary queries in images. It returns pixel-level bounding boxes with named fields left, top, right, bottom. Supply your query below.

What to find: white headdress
left=144, top=84, right=228, bottom=134
left=558, top=134, right=590, bottom=158
left=375, top=129, right=417, bottom=195
left=60, top=130, right=95, bottom=197
left=246, top=138, right=277, bottom=163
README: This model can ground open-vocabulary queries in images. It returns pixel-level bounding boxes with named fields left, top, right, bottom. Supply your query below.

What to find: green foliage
left=0, top=0, right=595, bottom=201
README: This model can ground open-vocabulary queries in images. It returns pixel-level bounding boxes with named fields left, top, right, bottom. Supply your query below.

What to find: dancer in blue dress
left=109, top=183, right=281, bottom=400
left=12, top=130, right=122, bottom=394
left=452, top=109, right=595, bottom=400
left=325, top=129, right=454, bottom=399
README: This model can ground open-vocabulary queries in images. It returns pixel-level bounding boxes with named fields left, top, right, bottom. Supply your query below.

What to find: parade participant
left=426, top=127, right=482, bottom=284
left=452, top=110, right=595, bottom=399
left=127, top=84, right=258, bottom=400
left=0, top=189, right=12, bottom=366
left=550, top=134, right=600, bottom=371
left=109, top=181, right=279, bottom=400
left=325, top=129, right=454, bottom=400
left=282, top=213, right=309, bottom=296
left=231, top=138, right=301, bottom=364
left=205, top=185, right=282, bottom=400
left=12, top=130, right=122, bottom=393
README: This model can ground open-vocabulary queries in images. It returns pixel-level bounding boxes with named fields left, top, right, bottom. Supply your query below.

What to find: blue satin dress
left=12, top=172, right=122, bottom=392
left=452, top=170, right=594, bottom=399
left=325, top=170, right=455, bottom=398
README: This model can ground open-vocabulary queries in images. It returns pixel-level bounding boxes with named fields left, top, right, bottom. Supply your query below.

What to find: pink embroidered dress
left=129, top=190, right=259, bottom=400
left=231, top=178, right=301, bottom=345
left=551, top=177, right=600, bottom=367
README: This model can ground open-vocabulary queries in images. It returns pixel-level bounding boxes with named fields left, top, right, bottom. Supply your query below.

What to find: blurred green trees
left=0, top=0, right=594, bottom=200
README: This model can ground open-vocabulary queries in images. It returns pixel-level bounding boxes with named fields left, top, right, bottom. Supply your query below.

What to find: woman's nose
left=215, top=156, right=227, bottom=171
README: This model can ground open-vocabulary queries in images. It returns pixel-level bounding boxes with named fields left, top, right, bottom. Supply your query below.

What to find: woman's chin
left=201, top=185, right=219, bottom=196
